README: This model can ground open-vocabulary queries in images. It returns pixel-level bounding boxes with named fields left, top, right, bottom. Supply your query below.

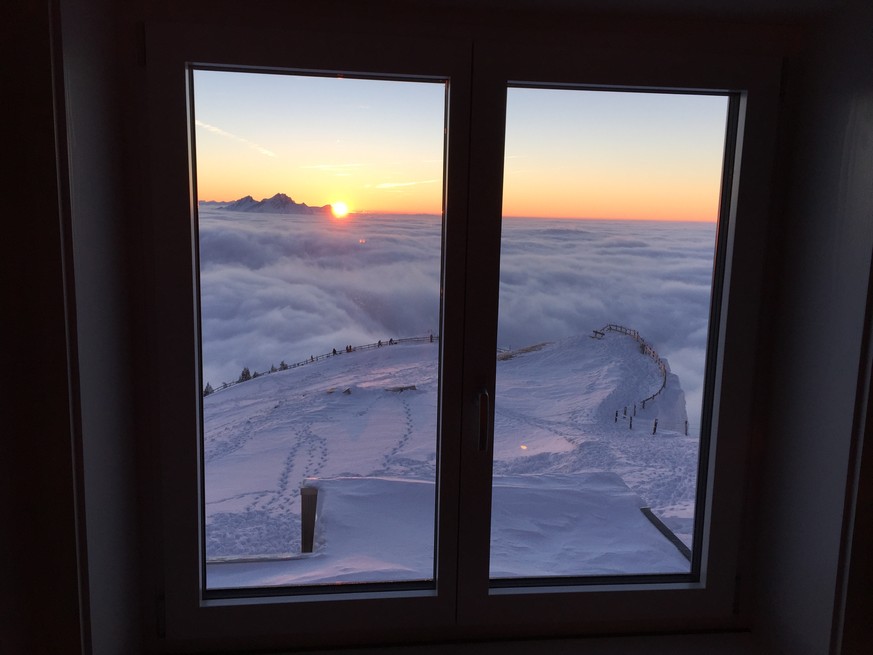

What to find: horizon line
left=198, top=201, right=718, bottom=223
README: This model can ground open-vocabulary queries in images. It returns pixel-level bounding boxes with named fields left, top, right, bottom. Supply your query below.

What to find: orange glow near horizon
left=195, top=169, right=720, bottom=220
left=501, top=165, right=722, bottom=222
left=195, top=171, right=444, bottom=216
left=195, top=147, right=722, bottom=221
left=195, top=169, right=720, bottom=221
left=195, top=184, right=719, bottom=221
left=193, top=72, right=729, bottom=222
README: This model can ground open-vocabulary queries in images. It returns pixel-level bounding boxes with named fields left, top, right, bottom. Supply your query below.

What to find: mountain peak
left=221, top=193, right=332, bottom=215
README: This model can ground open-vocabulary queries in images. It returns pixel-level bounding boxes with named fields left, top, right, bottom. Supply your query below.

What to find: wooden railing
left=593, top=324, right=687, bottom=435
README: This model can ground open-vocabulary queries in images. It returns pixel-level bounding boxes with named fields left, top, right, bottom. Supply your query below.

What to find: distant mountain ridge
left=202, top=193, right=333, bottom=215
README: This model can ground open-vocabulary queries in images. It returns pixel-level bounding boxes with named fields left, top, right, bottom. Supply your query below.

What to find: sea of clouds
left=198, top=209, right=716, bottom=429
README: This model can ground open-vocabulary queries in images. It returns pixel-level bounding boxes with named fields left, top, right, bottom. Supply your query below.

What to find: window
left=145, top=21, right=780, bottom=648
left=490, top=87, right=729, bottom=582
left=193, top=70, right=447, bottom=591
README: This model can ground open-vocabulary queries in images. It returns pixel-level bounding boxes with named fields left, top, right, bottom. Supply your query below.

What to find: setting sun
left=331, top=201, right=349, bottom=219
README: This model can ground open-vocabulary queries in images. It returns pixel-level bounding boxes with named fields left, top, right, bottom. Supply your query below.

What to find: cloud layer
left=198, top=210, right=716, bottom=427
left=199, top=211, right=442, bottom=389
left=497, top=218, right=716, bottom=428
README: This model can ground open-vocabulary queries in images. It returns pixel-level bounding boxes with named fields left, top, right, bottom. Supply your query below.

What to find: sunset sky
left=193, top=70, right=728, bottom=221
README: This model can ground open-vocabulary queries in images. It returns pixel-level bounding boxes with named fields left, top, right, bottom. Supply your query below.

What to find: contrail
left=195, top=120, right=276, bottom=157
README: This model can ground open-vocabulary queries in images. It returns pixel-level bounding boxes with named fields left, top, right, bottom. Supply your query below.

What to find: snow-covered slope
left=204, top=331, right=697, bottom=588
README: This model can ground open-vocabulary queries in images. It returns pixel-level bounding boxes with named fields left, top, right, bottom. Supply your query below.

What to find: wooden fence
left=594, top=324, right=686, bottom=435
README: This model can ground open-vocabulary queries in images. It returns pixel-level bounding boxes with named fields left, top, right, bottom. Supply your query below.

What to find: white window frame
left=455, top=40, right=777, bottom=633
left=144, top=20, right=780, bottom=650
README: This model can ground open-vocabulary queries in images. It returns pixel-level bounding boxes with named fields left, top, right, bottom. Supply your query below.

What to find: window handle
left=478, top=387, right=490, bottom=452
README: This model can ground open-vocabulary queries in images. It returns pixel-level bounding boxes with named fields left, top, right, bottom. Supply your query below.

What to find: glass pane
left=491, top=88, right=728, bottom=580
left=193, top=70, right=446, bottom=590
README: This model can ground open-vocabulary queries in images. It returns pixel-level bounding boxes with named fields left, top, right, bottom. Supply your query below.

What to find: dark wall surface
left=754, top=0, right=873, bottom=653
left=1, top=1, right=88, bottom=653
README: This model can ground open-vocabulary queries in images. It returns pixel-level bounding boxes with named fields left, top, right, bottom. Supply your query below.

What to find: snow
left=204, top=333, right=698, bottom=589
left=490, top=473, right=689, bottom=578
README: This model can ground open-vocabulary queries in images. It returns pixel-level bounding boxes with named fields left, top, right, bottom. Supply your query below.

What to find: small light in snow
left=520, top=444, right=528, bottom=450
left=359, top=238, right=367, bottom=244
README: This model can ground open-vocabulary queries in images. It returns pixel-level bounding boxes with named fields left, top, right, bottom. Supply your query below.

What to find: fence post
left=652, top=419, right=658, bottom=435
left=615, top=410, right=618, bottom=423
left=629, top=416, right=633, bottom=430
left=685, top=420, right=688, bottom=436
left=301, top=486, right=318, bottom=553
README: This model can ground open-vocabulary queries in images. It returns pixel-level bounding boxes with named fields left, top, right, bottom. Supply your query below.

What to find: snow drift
left=203, top=330, right=697, bottom=589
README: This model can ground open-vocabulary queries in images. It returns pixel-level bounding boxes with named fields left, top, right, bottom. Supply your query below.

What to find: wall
left=754, top=0, right=873, bottom=653
left=1, top=1, right=88, bottom=652
left=58, top=0, right=143, bottom=652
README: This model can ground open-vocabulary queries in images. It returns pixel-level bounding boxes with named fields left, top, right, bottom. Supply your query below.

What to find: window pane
left=491, top=88, right=728, bottom=580
left=193, top=70, right=446, bottom=590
